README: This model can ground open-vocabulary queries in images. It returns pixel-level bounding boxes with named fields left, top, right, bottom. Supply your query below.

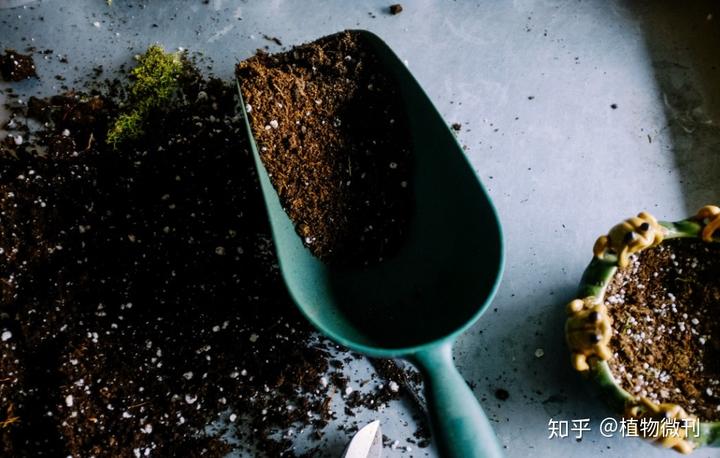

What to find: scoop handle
left=411, top=342, right=504, bottom=458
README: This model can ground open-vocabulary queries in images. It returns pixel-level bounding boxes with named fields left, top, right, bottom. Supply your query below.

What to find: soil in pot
left=236, top=30, right=414, bottom=267
left=604, top=238, right=720, bottom=421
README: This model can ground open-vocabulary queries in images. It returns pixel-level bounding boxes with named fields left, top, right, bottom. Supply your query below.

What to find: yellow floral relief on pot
left=565, top=297, right=613, bottom=372
left=694, top=205, right=720, bottom=242
left=625, top=398, right=696, bottom=454
left=593, top=211, right=665, bottom=268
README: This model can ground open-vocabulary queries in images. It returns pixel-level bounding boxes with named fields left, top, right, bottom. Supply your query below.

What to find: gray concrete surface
left=2, top=1, right=720, bottom=457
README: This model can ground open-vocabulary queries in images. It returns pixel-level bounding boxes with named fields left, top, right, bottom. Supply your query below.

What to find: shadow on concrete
left=631, top=1, right=720, bottom=212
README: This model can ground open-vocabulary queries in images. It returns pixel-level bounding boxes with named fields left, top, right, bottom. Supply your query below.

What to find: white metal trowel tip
left=342, top=420, right=382, bottom=458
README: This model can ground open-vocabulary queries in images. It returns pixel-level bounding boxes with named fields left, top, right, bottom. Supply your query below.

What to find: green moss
left=106, top=45, right=184, bottom=147
left=106, top=111, right=143, bottom=147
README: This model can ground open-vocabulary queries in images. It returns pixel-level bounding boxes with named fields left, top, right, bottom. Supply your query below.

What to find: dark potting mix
left=604, top=238, right=720, bottom=421
left=236, top=31, right=413, bottom=266
left=0, top=49, right=38, bottom=82
left=0, top=45, right=427, bottom=456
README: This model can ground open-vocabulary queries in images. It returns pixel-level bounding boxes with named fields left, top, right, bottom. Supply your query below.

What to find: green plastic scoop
left=236, top=30, right=505, bottom=458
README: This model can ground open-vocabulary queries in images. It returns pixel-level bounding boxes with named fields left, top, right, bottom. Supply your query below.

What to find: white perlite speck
left=185, top=394, right=197, bottom=404
left=249, top=333, right=259, bottom=343
left=535, top=348, right=545, bottom=358
left=65, top=395, right=74, bottom=407
left=269, top=120, right=279, bottom=129
left=183, top=371, right=193, bottom=380
left=142, top=423, right=153, bottom=434
left=319, top=376, right=328, bottom=388
left=93, top=21, right=101, bottom=28
left=344, top=386, right=354, bottom=395
left=1, top=330, right=12, bottom=342
left=229, top=413, right=237, bottom=422
left=388, top=381, right=400, bottom=392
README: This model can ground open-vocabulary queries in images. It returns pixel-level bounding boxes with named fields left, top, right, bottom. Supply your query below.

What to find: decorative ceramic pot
left=566, top=206, right=720, bottom=454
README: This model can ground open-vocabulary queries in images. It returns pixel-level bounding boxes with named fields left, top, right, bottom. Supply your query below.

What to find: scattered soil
left=389, top=4, right=404, bottom=15
left=451, top=123, right=462, bottom=132
left=605, top=238, right=720, bottom=421
left=1, top=53, right=426, bottom=456
left=494, top=388, right=509, bottom=401
left=0, top=49, right=37, bottom=81
left=262, top=34, right=283, bottom=46
left=360, top=359, right=427, bottom=416
left=236, top=30, right=413, bottom=267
